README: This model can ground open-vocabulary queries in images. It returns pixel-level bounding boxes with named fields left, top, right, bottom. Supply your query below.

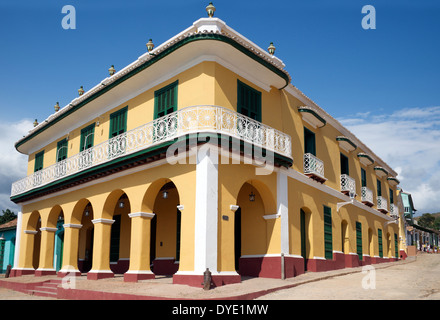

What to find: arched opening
left=235, top=181, right=269, bottom=277
left=107, top=191, right=131, bottom=275
left=78, top=201, right=93, bottom=273
left=54, top=211, right=64, bottom=272
left=151, top=181, right=181, bottom=276
left=26, top=211, right=41, bottom=270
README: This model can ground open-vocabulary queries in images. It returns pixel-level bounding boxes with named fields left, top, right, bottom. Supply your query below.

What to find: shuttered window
left=340, top=153, right=349, bottom=175
left=34, top=151, right=44, bottom=172
left=154, top=81, right=178, bottom=119
left=56, top=138, right=68, bottom=162
left=378, top=229, right=383, bottom=258
left=389, top=188, right=394, bottom=204
left=361, top=168, right=367, bottom=187
left=323, top=206, right=333, bottom=260
left=394, top=233, right=398, bottom=258
left=377, top=179, right=382, bottom=197
left=356, top=221, right=363, bottom=260
left=237, top=80, right=262, bottom=122
left=109, top=107, right=128, bottom=138
left=80, top=123, right=95, bottom=151
left=304, top=127, right=316, bottom=156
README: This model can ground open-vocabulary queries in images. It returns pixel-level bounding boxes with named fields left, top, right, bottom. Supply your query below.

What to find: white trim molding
left=128, top=212, right=155, bottom=219
left=40, top=227, right=58, bottom=232
left=91, top=218, right=115, bottom=225
left=63, top=223, right=83, bottom=229
left=24, top=230, right=38, bottom=235
left=263, top=214, right=281, bottom=220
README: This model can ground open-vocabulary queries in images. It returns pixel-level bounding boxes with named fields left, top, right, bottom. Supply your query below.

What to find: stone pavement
left=0, top=255, right=424, bottom=300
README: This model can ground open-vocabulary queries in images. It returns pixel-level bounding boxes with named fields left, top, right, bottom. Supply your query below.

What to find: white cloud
left=338, top=106, right=440, bottom=214
left=0, top=119, right=31, bottom=213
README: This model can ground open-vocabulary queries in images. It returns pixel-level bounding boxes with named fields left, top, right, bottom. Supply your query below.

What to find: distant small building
left=0, top=219, right=17, bottom=273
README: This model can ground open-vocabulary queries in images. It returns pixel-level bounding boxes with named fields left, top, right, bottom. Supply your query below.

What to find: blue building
left=0, top=219, right=17, bottom=274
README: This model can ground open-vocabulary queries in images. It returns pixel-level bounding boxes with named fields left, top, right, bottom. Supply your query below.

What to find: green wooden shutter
left=56, top=138, right=68, bottom=162
left=237, top=80, right=262, bottom=122
left=110, top=215, right=121, bottom=263
left=304, top=127, right=316, bottom=156
left=0, top=240, right=5, bottom=272
left=109, top=107, right=128, bottom=138
left=154, top=81, right=178, bottom=119
left=323, top=206, right=333, bottom=260
left=394, top=233, right=398, bottom=258
left=378, top=229, right=383, bottom=258
left=361, top=168, right=367, bottom=187
left=34, top=151, right=44, bottom=172
left=389, top=188, right=394, bottom=204
left=80, top=123, right=95, bottom=151
left=356, top=222, right=363, bottom=260
left=340, top=153, right=349, bottom=175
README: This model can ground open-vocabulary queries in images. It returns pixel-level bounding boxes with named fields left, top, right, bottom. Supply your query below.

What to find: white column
left=13, top=209, right=23, bottom=270
left=194, top=146, right=218, bottom=274
left=278, top=169, right=289, bottom=255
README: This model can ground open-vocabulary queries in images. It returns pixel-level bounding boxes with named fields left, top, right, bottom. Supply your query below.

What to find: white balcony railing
left=303, top=153, right=325, bottom=181
left=11, top=105, right=292, bottom=197
left=361, top=187, right=374, bottom=206
left=340, top=174, right=356, bottom=195
left=390, top=203, right=399, bottom=219
left=377, top=196, right=388, bottom=213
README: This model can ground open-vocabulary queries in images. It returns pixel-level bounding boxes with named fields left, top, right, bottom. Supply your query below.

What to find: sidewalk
left=0, top=257, right=416, bottom=300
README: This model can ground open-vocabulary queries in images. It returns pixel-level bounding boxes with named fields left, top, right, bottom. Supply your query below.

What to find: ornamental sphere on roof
left=206, top=2, right=216, bottom=18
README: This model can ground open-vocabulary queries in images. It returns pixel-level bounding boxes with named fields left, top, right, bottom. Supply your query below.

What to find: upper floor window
left=154, top=81, right=178, bottom=119
left=361, top=168, right=367, bottom=187
left=80, top=123, right=95, bottom=151
left=237, top=80, right=261, bottom=122
left=109, top=107, right=128, bottom=138
left=389, top=188, right=394, bottom=204
left=56, top=138, right=68, bottom=162
left=304, top=127, right=316, bottom=156
left=34, top=150, right=44, bottom=172
left=340, top=153, right=349, bottom=175
left=377, top=179, right=382, bottom=197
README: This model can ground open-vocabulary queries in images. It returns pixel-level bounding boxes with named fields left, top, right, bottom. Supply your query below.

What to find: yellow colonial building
left=10, top=4, right=406, bottom=287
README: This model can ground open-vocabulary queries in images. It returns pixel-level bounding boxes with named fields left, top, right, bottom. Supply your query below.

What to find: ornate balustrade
left=11, top=105, right=292, bottom=197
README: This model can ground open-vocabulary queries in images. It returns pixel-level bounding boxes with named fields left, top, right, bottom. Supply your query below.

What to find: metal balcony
left=377, top=196, right=388, bottom=214
left=303, top=153, right=326, bottom=183
left=361, top=187, right=374, bottom=207
left=340, top=174, right=356, bottom=196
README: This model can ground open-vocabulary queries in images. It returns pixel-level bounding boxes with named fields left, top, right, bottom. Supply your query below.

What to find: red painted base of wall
left=173, top=273, right=241, bottom=288
left=124, top=272, right=155, bottom=282
left=35, top=270, right=57, bottom=277
left=87, top=271, right=114, bottom=280
left=152, top=259, right=179, bottom=275
left=239, top=256, right=305, bottom=279
left=10, top=269, right=34, bottom=277
left=57, top=270, right=81, bottom=278
left=307, top=253, right=399, bottom=272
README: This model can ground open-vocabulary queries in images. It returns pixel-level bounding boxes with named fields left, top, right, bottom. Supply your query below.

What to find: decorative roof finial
left=206, top=2, right=216, bottom=18
left=268, top=42, right=276, bottom=55
left=54, top=102, right=60, bottom=112
left=78, top=86, right=84, bottom=96
left=108, top=65, right=116, bottom=76
left=146, top=39, right=154, bottom=52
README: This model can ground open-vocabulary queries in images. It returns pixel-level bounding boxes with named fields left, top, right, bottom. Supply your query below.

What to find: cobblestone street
left=257, top=253, right=440, bottom=300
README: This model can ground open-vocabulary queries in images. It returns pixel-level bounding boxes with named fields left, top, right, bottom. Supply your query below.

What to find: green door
left=55, top=231, right=64, bottom=271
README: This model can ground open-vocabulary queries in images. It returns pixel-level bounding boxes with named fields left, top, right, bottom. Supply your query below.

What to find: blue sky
left=0, top=0, right=439, bottom=214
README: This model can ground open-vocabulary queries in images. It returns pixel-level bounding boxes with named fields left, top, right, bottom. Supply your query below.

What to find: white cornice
left=285, top=84, right=397, bottom=177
